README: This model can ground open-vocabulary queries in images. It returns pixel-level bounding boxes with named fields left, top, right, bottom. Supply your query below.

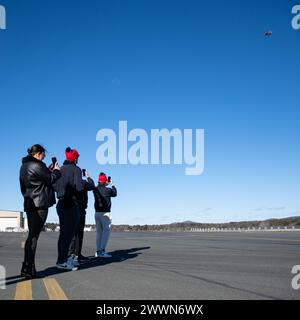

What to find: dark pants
left=24, top=209, right=48, bottom=265
left=69, top=208, right=86, bottom=257
left=57, top=204, right=80, bottom=264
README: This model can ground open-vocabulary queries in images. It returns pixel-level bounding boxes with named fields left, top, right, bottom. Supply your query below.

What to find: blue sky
left=0, top=0, right=299, bottom=225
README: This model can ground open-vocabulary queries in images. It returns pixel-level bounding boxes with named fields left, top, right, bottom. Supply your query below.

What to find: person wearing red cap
left=93, top=172, right=117, bottom=258
left=54, top=147, right=84, bottom=270
left=65, top=148, right=80, bottom=162
left=68, top=169, right=95, bottom=263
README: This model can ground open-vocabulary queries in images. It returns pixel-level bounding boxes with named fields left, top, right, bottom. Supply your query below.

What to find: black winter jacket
left=93, top=184, right=117, bottom=212
left=54, top=161, right=84, bottom=208
left=80, top=177, right=95, bottom=210
left=19, top=156, right=61, bottom=211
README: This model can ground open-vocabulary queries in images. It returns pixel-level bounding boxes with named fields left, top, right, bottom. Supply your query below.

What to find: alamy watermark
left=0, top=4, right=6, bottom=30
left=292, top=5, right=300, bottom=30
left=291, top=265, right=300, bottom=290
left=1, top=4, right=300, bottom=31
left=96, top=121, right=204, bottom=176
left=0, top=265, right=6, bottom=289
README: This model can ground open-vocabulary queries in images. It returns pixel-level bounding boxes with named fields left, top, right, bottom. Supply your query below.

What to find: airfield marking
left=14, top=280, right=32, bottom=300
left=43, top=278, right=68, bottom=300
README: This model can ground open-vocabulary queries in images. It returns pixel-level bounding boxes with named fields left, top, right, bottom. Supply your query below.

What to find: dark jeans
left=57, top=204, right=80, bottom=264
left=24, top=209, right=48, bottom=265
left=69, top=208, right=86, bottom=257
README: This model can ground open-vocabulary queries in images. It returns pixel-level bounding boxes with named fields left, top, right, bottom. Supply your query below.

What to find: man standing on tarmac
left=69, top=169, right=95, bottom=263
left=55, top=147, right=83, bottom=270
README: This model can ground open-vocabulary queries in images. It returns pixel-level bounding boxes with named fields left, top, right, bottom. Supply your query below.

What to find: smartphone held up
left=49, top=157, right=59, bottom=171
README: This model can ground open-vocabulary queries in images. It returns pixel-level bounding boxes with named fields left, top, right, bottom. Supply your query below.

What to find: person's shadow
left=3, top=247, right=151, bottom=286
left=76, top=246, right=151, bottom=272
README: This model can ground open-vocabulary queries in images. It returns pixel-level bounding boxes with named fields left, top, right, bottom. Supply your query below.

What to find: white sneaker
left=95, top=251, right=102, bottom=257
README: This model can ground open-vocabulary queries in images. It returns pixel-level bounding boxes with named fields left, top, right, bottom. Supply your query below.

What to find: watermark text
left=0, top=265, right=6, bottom=289
left=292, top=5, right=300, bottom=30
left=0, top=4, right=6, bottom=30
left=96, top=121, right=204, bottom=176
left=291, top=265, right=300, bottom=290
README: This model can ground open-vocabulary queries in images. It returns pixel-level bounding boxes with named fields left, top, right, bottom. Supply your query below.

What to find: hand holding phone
left=53, top=163, right=60, bottom=171
left=49, top=157, right=57, bottom=171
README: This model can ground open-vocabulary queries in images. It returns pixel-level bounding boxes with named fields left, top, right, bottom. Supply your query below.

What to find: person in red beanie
left=68, top=168, right=95, bottom=263
left=93, top=172, right=117, bottom=258
left=54, top=147, right=84, bottom=270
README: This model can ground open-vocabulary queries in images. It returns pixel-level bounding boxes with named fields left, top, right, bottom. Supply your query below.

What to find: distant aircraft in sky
left=264, top=31, right=273, bottom=37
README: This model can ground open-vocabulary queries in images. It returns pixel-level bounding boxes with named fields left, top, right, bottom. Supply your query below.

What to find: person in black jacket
left=54, top=147, right=84, bottom=270
left=68, top=170, right=95, bottom=262
left=19, top=144, right=61, bottom=278
left=93, top=172, right=117, bottom=258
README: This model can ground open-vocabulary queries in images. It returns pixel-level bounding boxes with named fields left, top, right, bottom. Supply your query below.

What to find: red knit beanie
left=65, top=147, right=79, bottom=162
left=98, top=173, right=107, bottom=184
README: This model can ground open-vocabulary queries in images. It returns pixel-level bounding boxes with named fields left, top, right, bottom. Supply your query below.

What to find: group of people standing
left=19, top=144, right=117, bottom=278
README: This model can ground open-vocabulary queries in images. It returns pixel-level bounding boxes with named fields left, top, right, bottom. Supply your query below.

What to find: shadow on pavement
left=4, top=247, right=151, bottom=286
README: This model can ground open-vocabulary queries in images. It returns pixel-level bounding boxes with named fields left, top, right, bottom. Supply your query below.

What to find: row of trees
left=45, top=216, right=300, bottom=232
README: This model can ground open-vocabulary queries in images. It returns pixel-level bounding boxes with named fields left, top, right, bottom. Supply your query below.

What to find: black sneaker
left=21, top=262, right=43, bottom=279
left=21, top=262, right=29, bottom=277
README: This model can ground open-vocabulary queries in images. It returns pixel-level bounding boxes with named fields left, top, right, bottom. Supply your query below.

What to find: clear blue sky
left=0, top=0, right=299, bottom=225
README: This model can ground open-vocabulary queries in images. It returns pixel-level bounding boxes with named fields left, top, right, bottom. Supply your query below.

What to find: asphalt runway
left=0, top=231, right=299, bottom=300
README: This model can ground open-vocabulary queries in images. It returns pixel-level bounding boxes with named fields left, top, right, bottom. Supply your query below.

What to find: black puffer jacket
left=80, top=178, right=95, bottom=210
left=19, top=156, right=61, bottom=211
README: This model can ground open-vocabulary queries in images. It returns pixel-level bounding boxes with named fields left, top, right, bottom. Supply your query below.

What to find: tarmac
left=0, top=231, right=299, bottom=300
